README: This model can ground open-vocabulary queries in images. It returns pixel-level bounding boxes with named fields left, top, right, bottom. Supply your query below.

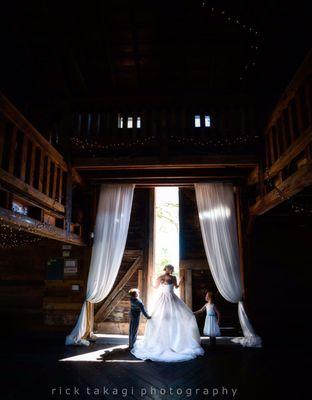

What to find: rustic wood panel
left=0, top=240, right=90, bottom=331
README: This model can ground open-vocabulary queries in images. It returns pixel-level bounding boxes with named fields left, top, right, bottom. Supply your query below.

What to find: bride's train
left=131, top=284, right=204, bottom=362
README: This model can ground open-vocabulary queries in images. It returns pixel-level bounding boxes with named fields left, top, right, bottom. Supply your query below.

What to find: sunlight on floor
left=59, top=335, right=238, bottom=362
left=59, top=344, right=128, bottom=362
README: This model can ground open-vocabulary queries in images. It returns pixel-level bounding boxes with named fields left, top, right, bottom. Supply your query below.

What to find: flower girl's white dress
left=131, top=283, right=204, bottom=362
left=204, top=303, right=221, bottom=337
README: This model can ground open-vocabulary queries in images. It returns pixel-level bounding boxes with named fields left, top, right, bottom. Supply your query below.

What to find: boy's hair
left=129, top=288, right=139, bottom=298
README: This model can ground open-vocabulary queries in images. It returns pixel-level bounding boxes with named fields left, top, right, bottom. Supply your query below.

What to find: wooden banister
left=248, top=50, right=312, bottom=217
left=0, top=93, right=85, bottom=244
left=0, top=94, right=68, bottom=213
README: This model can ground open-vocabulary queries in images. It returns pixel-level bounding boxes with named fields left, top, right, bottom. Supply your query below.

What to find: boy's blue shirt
left=130, top=297, right=149, bottom=318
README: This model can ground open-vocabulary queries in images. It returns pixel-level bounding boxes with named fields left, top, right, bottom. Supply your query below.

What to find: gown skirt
left=131, top=284, right=204, bottom=362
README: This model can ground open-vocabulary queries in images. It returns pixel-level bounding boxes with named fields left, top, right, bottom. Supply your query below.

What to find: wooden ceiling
left=0, top=0, right=310, bottom=121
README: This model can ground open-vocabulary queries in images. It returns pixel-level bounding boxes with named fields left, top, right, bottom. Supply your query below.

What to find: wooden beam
left=250, top=163, right=312, bottom=216
left=180, top=259, right=209, bottom=270
left=0, top=167, right=65, bottom=213
left=71, top=167, right=85, bottom=187
left=95, top=256, right=142, bottom=322
left=0, top=206, right=85, bottom=245
left=247, top=165, right=259, bottom=186
left=74, top=155, right=258, bottom=171
left=266, top=129, right=312, bottom=179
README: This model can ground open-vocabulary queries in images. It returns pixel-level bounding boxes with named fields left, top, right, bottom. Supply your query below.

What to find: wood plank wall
left=0, top=240, right=90, bottom=333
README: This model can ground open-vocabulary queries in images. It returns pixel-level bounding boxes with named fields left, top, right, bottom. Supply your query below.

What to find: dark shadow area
left=0, top=334, right=310, bottom=399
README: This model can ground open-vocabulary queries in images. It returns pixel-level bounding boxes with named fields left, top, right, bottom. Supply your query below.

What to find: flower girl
left=194, top=291, right=221, bottom=346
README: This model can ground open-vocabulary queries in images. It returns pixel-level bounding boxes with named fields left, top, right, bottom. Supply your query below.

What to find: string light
left=0, top=224, right=42, bottom=249
left=71, top=136, right=157, bottom=152
left=264, top=169, right=312, bottom=215
left=201, top=1, right=263, bottom=81
left=71, top=134, right=259, bottom=155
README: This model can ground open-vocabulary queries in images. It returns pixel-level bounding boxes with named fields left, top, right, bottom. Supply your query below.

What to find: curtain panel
left=195, top=183, right=261, bottom=347
left=66, top=184, right=134, bottom=346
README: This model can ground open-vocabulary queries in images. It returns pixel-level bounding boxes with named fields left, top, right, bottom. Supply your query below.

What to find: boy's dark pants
left=129, top=313, right=140, bottom=349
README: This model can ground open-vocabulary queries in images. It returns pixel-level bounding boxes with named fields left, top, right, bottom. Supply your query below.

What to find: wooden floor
left=0, top=333, right=310, bottom=400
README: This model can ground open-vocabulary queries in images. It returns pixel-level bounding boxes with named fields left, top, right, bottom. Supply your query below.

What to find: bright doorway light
left=154, top=187, right=179, bottom=277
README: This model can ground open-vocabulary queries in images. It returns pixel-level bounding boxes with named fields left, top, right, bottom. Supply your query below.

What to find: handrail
left=263, top=50, right=312, bottom=174
left=0, top=93, right=67, bottom=170
left=0, top=93, right=68, bottom=213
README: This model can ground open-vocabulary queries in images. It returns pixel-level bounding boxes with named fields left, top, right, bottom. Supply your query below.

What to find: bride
left=131, top=265, right=204, bottom=362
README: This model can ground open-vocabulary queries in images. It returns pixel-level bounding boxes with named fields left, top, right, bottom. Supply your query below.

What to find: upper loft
left=0, top=1, right=310, bottom=155
left=0, top=1, right=311, bottom=246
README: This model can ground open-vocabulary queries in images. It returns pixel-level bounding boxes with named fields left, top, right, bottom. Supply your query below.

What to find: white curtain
left=65, top=184, right=134, bottom=346
left=195, top=183, right=261, bottom=347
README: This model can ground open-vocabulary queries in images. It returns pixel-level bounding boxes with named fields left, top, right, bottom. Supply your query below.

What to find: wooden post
left=58, top=170, right=63, bottom=203
left=45, top=158, right=51, bottom=195
left=138, top=269, right=143, bottom=294
left=185, top=269, right=192, bottom=309
left=38, top=150, right=45, bottom=192
left=146, top=188, right=155, bottom=309
left=65, top=164, right=73, bottom=237
left=179, top=268, right=185, bottom=302
left=8, top=127, right=17, bottom=174
left=29, top=142, right=36, bottom=186
left=20, top=134, right=28, bottom=181
left=52, top=165, right=58, bottom=199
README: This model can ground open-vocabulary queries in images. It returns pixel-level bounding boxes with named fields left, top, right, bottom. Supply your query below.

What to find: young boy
left=128, top=288, right=151, bottom=349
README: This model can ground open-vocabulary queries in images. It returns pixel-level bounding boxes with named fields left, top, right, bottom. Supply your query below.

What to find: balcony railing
left=0, top=93, right=83, bottom=244
left=249, top=50, right=312, bottom=216
left=67, top=100, right=263, bottom=157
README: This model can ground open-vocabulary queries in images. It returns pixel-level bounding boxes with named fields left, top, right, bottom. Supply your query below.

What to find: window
left=136, top=116, right=141, bottom=129
left=118, top=114, right=123, bottom=129
left=194, top=115, right=201, bottom=128
left=194, top=114, right=211, bottom=128
left=118, top=114, right=141, bottom=129
left=127, top=117, right=133, bottom=129
left=205, top=115, right=211, bottom=127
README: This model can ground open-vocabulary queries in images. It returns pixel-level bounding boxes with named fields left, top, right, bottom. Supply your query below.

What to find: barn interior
left=0, top=1, right=311, bottom=399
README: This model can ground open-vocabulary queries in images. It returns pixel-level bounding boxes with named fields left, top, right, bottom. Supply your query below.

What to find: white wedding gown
left=131, top=283, right=204, bottom=362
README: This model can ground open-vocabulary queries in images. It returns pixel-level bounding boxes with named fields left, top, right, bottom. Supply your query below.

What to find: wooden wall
left=0, top=240, right=90, bottom=333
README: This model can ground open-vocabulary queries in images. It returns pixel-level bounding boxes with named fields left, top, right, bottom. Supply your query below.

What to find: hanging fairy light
left=264, top=169, right=312, bottom=215
left=201, top=1, right=263, bottom=81
left=0, top=224, right=42, bottom=249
